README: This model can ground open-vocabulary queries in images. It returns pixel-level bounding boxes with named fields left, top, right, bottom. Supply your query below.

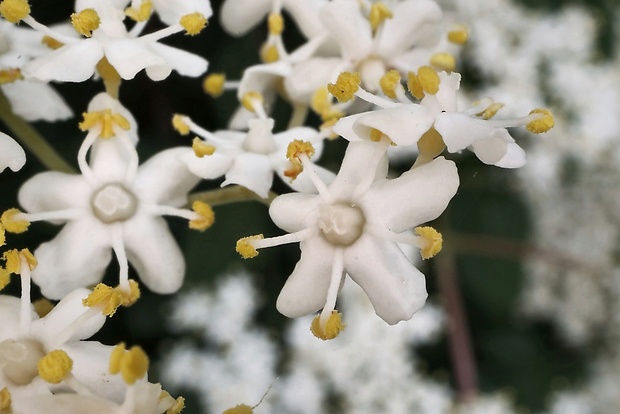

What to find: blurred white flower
left=0, top=131, right=25, bottom=173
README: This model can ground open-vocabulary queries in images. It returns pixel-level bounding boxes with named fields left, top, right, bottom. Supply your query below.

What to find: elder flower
left=0, top=131, right=25, bottom=173
left=237, top=140, right=459, bottom=330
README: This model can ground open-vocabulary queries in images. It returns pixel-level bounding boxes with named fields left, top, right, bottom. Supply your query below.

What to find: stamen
left=18, top=252, right=34, bottom=335
left=407, top=66, right=440, bottom=99
left=526, top=108, right=554, bottom=133
left=0, top=268, right=9, bottom=291
left=477, top=102, right=505, bottom=120
left=79, top=109, right=131, bottom=139
left=203, top=73, right=225, bottom=97
left=260, top=43, right=280, bottom=63
left=236, top=234, right=264, bottom=259
left=430, top=53, right=456, bottom=72
left=172, top=114, right=191, bottom=135
left=311, top=310, right=345, bottom=340
left=3, top=248, right=36, bottom=274
left=414, top=226, right=443, bottom=259
left=111, top=224, right=130, bottom=291
left=71, top=8, right=100, bottom=37
left=0, top=388, right=11, bottom=413
left=236, top=228, right=317, bottom=259
left=125, top=0, right=152, bottom=22
left=368, top=3, right=393, bottom=33
left=109, top=344, right=149, bottom=385
left=327, top=72, right=361, bottom=103
left=42, top=35, right=63, bottom=49
left=311, top=87, right=345, bottom=122
left=0, top=0, right=30, bottom=23
left=284, top=140, right=315, bottom=180
left=379, top=70, right=401, bottom=99
left=117, top=279, right=140, bottom=307
left=1, top=208, right=30, bottom=234
left=0, top=68, right=22, bottom=84
left=83, top=283, right=123, bottom=317
left=267, top=12, right=284, bottom=35
left=447, top=24, right=469, bottom=45
left=179, top=12, right=208, bottom=36
left=192, top=137, right=216, bottom=157
left=188, top=201, right=215, bottom=231
left=241, top=91, right=266, bottom=117
left=37, top=350, right=73, bottom=384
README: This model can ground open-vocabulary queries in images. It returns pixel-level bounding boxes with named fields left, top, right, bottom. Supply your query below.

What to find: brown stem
left=435, top=250, right=478, bottom=402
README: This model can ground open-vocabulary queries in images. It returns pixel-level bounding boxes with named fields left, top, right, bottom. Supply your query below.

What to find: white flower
left=0, top=131, right=25, bottom=173
left=240, top=140, right=459, bottom=326
left=17, top=94, right=201, bottom=299
left=22, top=0, right=209, bottom=82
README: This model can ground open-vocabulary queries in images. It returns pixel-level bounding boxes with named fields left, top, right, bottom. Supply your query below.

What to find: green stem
left=189, top=186, right=278, bottom=207
left=0, top=89, right=75, bottom=173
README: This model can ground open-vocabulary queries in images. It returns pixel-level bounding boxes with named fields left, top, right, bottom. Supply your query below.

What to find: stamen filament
left=76, top=129, right=100, bottom=185
left=138, top=24, right=183, bottom=43
left=319, top=248, right=344, bottom=326
left=142, top=204, right=199, bottom=221
left=299, top=154, right=333, bottom=204
left=22, top=16, right=80, bottom=45
left=355, top=87, right=400, bottom=109
left=17, top=209, right=84, bottom=223
left=51, top=306, right=101, bottom=348
left=252, top=228, right=317, bottom=250
left=180, top=116, right=230, bottom=146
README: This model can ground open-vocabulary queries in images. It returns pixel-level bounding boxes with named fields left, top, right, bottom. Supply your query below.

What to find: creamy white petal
left=222, top=152, right=273, bottom=198
left=360, top=156, right=458, bottom=233
left=285, top=57, right=343, bottom=104
left=152, top=0, right=213, bottom=26
left=146, top=42, right=208, bottom=78
left=103, top=39, right=168, bottom=80
left=31, top=218, right=113, bottom=300
left=2, top=81, right=73, bottom=122
left=435, top=112, right=496, bottom=152
left=90, top=139, right=134, bottom=183
left=124, top=215, right=185, bottom=294
left=276, top=237, right=335, bottom=318
left=18, top=172, right=91, bottom=213
left=220, top=0, right=272, bottom=35
left=351, top=105, right=435, bottom=146
left=344, top=234, right=427, bottom=324
left=276, top=163, right=336, bottom=194
left=0, top=131, right=26, bottom=173
left=320, top=0, right=372, bottom=61
left=269, top=192, right=321, bottom=233
left=0, top=296, right=26, bottom=340
left=181, top=150, right=234, bottom=180
left=282, top=0, right=328, bottom=39
left=494, top=142, right=527, bottom=168
left=23, top=40, right=103, bottom=82
left=238, top=61, right=292, bottom=98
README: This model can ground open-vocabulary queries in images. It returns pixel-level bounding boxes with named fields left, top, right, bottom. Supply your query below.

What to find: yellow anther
left=379, top=69, right=401, bottom=99
left=33, top=298, right=54, bottom=318
left=180, top=12, right=207, bottom=36
left=83, top=283, right=123, bottom=317
left=407, top=71, right=424, bottom=100
left=320, top=118, right=340, bottom=140
left=166, top=396, right=185, bottom=414
left=415, top=226, right=443, bottom=259
left=0, top=0, right=30, bottom=23
left=189, top=200, right=215, bottom=231
left=79, top=109, right=131, bottom=139
left=203, top=73, right=226, bottom=97
left=1, top=208, right=30, bottom=234
left=417, top=66, right=440, bottom=95
left=286, top=140, right=315, bottom=162
left=327, top=72, right=361, bottom=103
left=192, top=137, right=216, bottom=157
left=369, top=128, right=384, bottom=142
left=369, top=2, right=393, bottom=33
left=241, top=91, right=264, bottom=113
left=3, top=248, right=36, bottom=274
left=116, top=279, right=141, bottom=307
left=476, top=102, right=504, bottom=120
left=430, top=53, right=456, bottom=72
left=0, top=268, right=10, bottom=292
left=37, top=350, right=73, bottom=384
left=172, top=114, right=191, bottom=135
left=311, top=88, right=344, bottom=122
left=71, top=8, right=100, bottom=37
left=125, top=0, right=152, bottom=22
left=223, top=404, right=253, bottom=414
left=447, top=24, right=469, bottom=45
left=236, top=235, right=263, bottom=259
left=109, top=343, right=126, bottom=375
left=0, top=68, right=22, bottom=84
left=42, top=36, right=63, bottom=50
left=121, top=346, right=149, bottom=385
left=0, top=388, right=11, bottom=413
left=260, top=43, right=279, bottom=63
left=417, top=127, right=445, bottom=159
left=311, top=311, right=345, bottom=340
left=267, top=12, right=284, bottom=35
left=526, top=108, right=554, bottom=133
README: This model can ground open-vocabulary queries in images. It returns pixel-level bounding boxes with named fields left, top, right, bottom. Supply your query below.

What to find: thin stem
left=435, top=249, right=478, bottom=402
left=188, top=186, right=278, bottom=207
left=0, top=90, right=75, bottom=173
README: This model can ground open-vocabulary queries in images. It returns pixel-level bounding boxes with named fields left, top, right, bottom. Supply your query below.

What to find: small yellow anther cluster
left=203, top=73, right=226, bottom=98
left=71, top=8, right=100, bottom=38
left=1, top=208, right=30, bottom=234
left=37, top=350, right=73, bottom=384
left=369, top=128, right=385, bottom=143
left=327, top=72, right=361, bottom=103
left=0, top=68, right=22, bottom=85
left=368, top=2, right=393, bottom=33
left=118, top=279, right=141, bottom=307
left=109, top=343, right=149, bottom=385
left=417, top=127, right=445, bottom=159
left=447, top=24, right=469, bottom=45
left=192, top=137, right=216, bottom=157
left=268, top=12, right=284, bottom=36
left=241, top=91, right=264, bottom=113
left=526, top=108, right=554, bottom=134
left=0, top=269, right=9, bottom=292
left=260, top=43, right=279, bottom=63
left=223, top=404, right=254, bottom=414
left=311, top=311, right=345, bottom=340
left=284, top=140, right=315, bottom=179
left=236, top=235, right=263, bottom=259
left=311, top=88, right=344, bottom=122
left=477, top=102, right=505, bottom=120
left=172, top=114, right=191, bottom=135
left=0, top=387, right=11, bottom=413
left=0, top=0, right=30, bottom=23
left=415, top=226, right=443, bottom=259
left=33, top=298, right=54, bottom=318
left=79, top=109, right=131, bottom=139
left=379, top=70, right=401, bottom=99
left=42, top=36, right=64, bottom=50
left=83, top=283, right=123, bottom=317
left=189, top=200, right=215, bottom=231
left=430, top=53, right=456, bottom=72
left=125, top=0, right=152, bottom=22
left=180, top=12, right=208, bottom=36
left=165, top=395, right=185, bottom=414
left=407, top=66, right=440, bottom=100
left=3, top=248, right=36, bottom=274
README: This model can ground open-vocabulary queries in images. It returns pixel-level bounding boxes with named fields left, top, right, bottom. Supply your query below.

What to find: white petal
left=220, top=0, right=272, bottom=35
left=269, top=192, right=320, bottom=233
left=18, top=171, right=90, bottom=213
left=344, top=235, right=427, bottom=324
left=238, top=61, right=292, bottom=98
left=124, top=215, right=185, bottom=294
left=103, top=39, right=168, bottom=80
left=435, top=112, right=495, bottom=152
left=0, top=132, right=26, bottom=173
left=282, top=0, right=328, bottom=39
left=285, top=57, right=343, bottom=104
left=352, top=105, right=435, bottom=146
left=320, top=0, right=372, bottom=61
left=361, top=156, right=458, bottom=233
left=222, top=153, right=273, bottom=198
left=180, top=150, right=234, bottom=180
left=146, top=42, right=208, bottom=78
left=23, top=40, right=103, bottom=82
left=277, top=163, right=336, bottom=194
left=495, top=142, right=527, bottom=168
left=152, top=0, right=213, bottom=26
left=276, top=237, right=335, bottom=318
left=90, top=138, right=134, bottom=183
left=2, top=82, right=73, bottom=122
left=87, top=93, right=139, bottom=144
left=0, top=296, right=26, bottom=340
left=31, top=219, right=113, bottom=300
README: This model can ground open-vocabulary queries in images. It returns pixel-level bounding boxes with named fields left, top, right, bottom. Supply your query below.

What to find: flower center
left=242, top=118, right=277, bottom=154
left=0, top=339, right=45, bottom=386
left=91, top=183, right=138, bottom=223
left=358, top=57, right=387, bottom=93
left=318, top=203, right=366, bottom=246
